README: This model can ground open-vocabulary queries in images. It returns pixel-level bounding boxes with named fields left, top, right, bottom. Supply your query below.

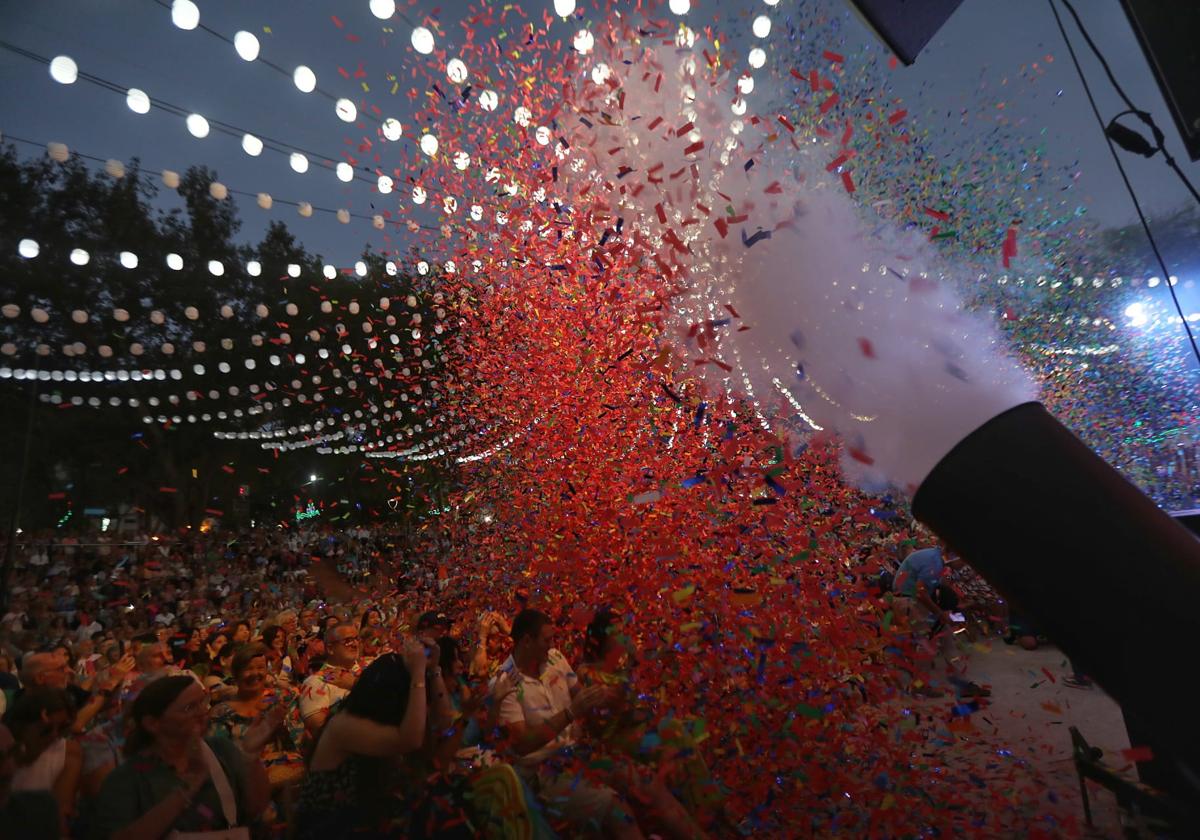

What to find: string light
left=233, top=31, right=260, bottom=61
left=48, top=55, right=77, bottom=84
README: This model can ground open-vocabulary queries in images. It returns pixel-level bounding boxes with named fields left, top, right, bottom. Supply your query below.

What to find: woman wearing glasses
left=88, top=675, right=271, bottom=839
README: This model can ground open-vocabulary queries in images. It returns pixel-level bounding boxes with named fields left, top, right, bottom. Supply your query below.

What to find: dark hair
left=510, top=608, right=551, bottom=644
left=133, top=632, right=159, bottom=646
left=125, top=675, right=194, bottom=754
left=261, top=625, right=285, bottom=651
left=231, top=643, right=268, bottom=679
left=339, top=653, right=412, bottom=727
left=583, top=607, right=617, bottom=664
left=310, top=653, right=415, bottom=816
left=3, top=687, right=76, bottom=736
left=318, top=615, right=340, bottom=642
left=359, top=608, right=380, bottom=630
left=437, top=635, right=460, bottom=674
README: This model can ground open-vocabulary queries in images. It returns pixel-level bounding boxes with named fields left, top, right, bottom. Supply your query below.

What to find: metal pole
left=1, top=357, right=41, bottom=612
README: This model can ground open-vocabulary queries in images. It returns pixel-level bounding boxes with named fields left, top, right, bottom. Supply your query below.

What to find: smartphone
left=948, top=612, right=966, bottom=623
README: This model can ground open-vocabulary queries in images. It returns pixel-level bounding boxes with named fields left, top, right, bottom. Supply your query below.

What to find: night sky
left=2, top=0, right=1197, bottom=270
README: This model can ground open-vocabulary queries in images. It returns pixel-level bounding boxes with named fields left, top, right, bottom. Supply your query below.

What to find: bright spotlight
left=1124, top=302, right=1147, bottom=326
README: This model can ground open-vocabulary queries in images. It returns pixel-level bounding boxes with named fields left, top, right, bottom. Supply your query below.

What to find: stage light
left=1124, top=302, right=1148, bottom=326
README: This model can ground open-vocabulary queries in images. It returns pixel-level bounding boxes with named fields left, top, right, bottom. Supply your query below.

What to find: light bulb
left=411, top=26, right=435, bottom=54
left=171, top=0, right=199, bottom=30
left=186, top=114, right=210, bottom=138
left=369, top=0, right=396, bottom=19
left=242, top=133, right=263, bottom=156
left=126, top=88, right=151, bottom=114
left=293, top=65, right=317, bottom=93
left=49, top=56, right=78, bottom=84
left=234, top=31, right=260, bottom=61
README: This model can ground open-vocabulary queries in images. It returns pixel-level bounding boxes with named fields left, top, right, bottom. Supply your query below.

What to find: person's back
left=894, top=547, right=944, bottom=598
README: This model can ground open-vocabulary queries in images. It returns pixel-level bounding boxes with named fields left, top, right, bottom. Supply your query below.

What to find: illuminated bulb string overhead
left=0, top=132, right=441, bottom=235
left=149, top=0, right=409, bottom=141
left=0, top=41, right=391, bottom=189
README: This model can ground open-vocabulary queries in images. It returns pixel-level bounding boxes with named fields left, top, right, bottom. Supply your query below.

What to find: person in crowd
left=296, top=642, right=467, bottom=838
left=208, top=644, right=304, bottom=791
left=231, top=621, right=252, bottom=646
left=299, top=623, right=362, bottom=739
left=260, top=625, right=295, bottom=686
left=89, top=675, right=271, bottom=838
left=0, top=722, right=60, bottom=836
left=204, top=641, right=238, bottom=700
left=204, top=629, right=231, bottom=665
left=470, top=610, right=512, bottom=680
left=492, top=608, right=646, bottom=839
left=577, top=608, right=713, bottom=839
left=4, top=687, right=82, bottom=834
left=892, top=548, right=988, bottom=699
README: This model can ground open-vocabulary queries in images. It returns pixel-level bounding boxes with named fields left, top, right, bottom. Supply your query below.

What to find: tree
left=0, top=144, right=459, bottom=533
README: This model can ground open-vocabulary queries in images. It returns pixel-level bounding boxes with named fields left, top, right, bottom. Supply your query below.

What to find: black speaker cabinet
left=1120, top=0, right=1200, bottom=161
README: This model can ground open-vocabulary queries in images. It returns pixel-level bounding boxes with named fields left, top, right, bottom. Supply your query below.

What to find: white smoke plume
left=566, top=26, right=1037, bottom=493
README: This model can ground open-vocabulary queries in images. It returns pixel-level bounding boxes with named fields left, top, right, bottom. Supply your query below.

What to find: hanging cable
left=1046, top=0, right=1200, bottom=372
left=0, top=40, right=402, bottom=187
left=1057, top=0, right=1200, bottom=207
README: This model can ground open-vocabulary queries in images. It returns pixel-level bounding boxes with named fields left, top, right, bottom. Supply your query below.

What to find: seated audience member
left=299, top=624, right=361, bottom=739
left=260, top=625, right=294, bottom=686
left=208, top=644, right=304, bottom=789
left=470, top=611, right=512, bottom=680
left=578, top=609, right=715, bottom=838
left=492, top=608, right=645, bottom=839
left=0, top=722, right=60, bottom=836
left=89, top=675, right=270, bottom=838
left=296, top=643, right=468, bottom=839
left=6, top=687, right=81, bottom=833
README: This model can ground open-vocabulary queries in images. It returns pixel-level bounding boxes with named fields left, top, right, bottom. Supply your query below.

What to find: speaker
left=1120, top=0, right=1200, bottom=161
left=843, top=0, right=966, bottom=66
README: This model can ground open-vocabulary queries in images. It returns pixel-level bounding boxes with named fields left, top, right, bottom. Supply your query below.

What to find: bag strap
left=199, top=740, right=239, bottom=828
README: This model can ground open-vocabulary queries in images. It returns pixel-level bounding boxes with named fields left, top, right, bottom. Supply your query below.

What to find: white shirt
left=491, top=649, right=579, bottom=770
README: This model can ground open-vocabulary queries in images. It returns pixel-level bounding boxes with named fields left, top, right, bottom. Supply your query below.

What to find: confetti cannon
left=912, top=401, right=1200, bottom=795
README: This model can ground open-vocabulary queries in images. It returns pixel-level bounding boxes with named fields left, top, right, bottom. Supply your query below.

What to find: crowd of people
left=0, top=526, right=729, bottom=838
left=0, top=523, right=1012, bottom=839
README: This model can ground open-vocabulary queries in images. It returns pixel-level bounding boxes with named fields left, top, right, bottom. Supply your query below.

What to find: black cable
left=0, top=132, right=440, bottom=232
left=1058, top=0, right=1200, bottom=207
left=0, top=40, right=396, bottom=186
left=146, top=0, right=345, bottom=108
left=1046, top=0, right=1200, bottom=372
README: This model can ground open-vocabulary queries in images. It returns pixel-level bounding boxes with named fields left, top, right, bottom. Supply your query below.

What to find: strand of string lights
left=0, top=40, right=399, bottom=189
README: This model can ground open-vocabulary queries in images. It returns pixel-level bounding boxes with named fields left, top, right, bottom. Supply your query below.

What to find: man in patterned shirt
left=299, top=623, right=361, bottom=738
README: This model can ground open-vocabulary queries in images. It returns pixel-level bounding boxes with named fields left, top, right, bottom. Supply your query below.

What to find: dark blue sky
left=2, top=0, right=1197, bottom=269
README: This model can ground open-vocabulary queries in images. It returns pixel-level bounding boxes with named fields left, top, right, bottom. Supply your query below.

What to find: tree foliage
left=0, top=146, right=459, bottom=532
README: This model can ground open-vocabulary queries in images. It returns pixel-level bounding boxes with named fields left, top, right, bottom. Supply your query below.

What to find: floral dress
left=208, top=685, right=306, bottom=787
